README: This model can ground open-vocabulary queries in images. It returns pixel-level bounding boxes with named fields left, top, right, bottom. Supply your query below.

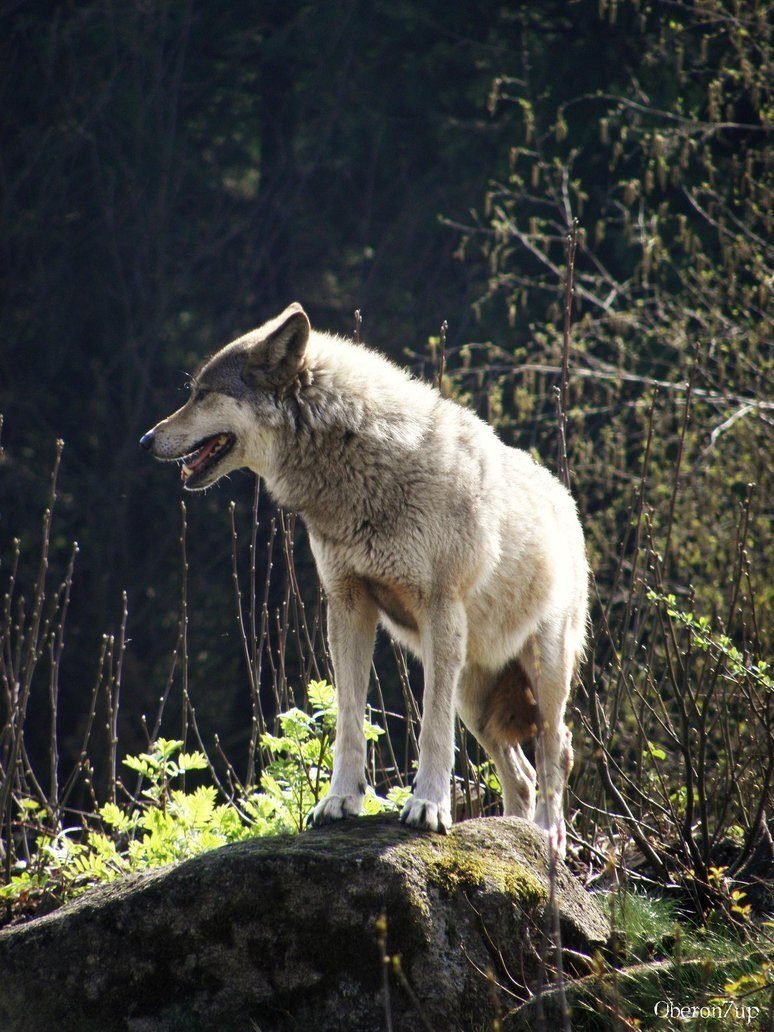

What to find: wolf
left=140, top=303, right=589, bottom=855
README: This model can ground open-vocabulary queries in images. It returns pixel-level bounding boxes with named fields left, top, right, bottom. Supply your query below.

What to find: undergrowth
left=570, top=892, right=773, bottom=1030
left=0, top=680, right=405, bottom=920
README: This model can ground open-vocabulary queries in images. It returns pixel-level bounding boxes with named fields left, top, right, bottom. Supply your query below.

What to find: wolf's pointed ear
left=245, top=302, right=310, bottom=386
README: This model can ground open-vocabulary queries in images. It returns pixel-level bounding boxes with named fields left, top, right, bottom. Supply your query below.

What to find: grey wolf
left=140, top=303, right=589, bottom=855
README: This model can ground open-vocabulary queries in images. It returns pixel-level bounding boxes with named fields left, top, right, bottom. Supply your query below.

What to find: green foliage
left=648, top=591, right=772, bottom=693
left=588, top=891, right=774, bottom=1030
left=249, top=679, right=392, bottom=833
left=0, top=739, right=247, bottom=910
left=0, top=683, right=398, bottom=917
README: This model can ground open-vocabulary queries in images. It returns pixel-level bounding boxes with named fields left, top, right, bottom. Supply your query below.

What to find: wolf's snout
left=139, top=430, right=155, bottom=451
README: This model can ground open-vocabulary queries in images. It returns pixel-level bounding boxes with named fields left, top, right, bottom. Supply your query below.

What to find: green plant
left=0, top=683, right=399, bottom=920
left=248, top=679, right=399, bottom=833
left=0, top=739, right=242, bottom=914
left=648, top=592, right=772, bottom=695
left=567, top=891, right=773, bottom=1030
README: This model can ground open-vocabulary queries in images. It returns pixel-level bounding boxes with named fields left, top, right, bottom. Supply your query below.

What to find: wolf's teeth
left=179, top=433, right=232, bottom=482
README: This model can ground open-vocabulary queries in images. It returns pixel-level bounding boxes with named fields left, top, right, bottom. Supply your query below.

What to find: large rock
left=0, top=815, right=608, bottom=1031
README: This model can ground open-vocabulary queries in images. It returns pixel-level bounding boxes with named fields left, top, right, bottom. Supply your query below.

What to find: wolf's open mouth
left=180, top=433, right=236, bottom=485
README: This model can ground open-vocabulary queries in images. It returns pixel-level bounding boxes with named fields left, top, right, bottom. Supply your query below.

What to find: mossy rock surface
left=0, top=815, right=608, bottom=1031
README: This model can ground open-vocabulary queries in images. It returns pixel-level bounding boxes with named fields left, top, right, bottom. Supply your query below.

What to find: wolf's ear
left=245, top=302, right=310, bottom=386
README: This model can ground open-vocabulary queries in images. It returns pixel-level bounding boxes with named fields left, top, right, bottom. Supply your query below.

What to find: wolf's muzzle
left=139, top=430, right=155, bottom=450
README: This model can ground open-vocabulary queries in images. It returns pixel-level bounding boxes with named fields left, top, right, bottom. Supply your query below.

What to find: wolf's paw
left=310, top=792, right=364, bottom=827
left=399, top=795, right=452, bottom=834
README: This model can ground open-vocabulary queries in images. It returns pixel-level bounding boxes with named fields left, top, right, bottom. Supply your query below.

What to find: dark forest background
left=1, top=0, right=770, bottom=859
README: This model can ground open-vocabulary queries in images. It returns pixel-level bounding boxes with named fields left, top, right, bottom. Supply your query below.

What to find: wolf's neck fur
left=262, top=331, right=436, bottom=539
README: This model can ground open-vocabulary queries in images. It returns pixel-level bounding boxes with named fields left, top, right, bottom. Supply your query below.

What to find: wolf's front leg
left=400, top=598, right=467, bottom=834
left=311, top=588, right=377, bottom=826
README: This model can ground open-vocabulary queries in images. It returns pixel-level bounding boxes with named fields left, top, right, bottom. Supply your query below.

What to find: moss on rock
left=410, top=833, right=546, bottom=906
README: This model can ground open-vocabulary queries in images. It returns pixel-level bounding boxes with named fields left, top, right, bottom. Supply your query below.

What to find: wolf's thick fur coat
left=143, top=304, right=589, bottom=853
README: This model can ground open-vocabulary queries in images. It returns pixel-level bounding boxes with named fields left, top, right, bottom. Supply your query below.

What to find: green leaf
left=307, top=680, right=336, bottom=713
left=100, top=802, right=131, bottom=832
left=645, top=742, right=667, bottom=761
left=18, top=798, right=42, bottom=813
left=154, top=738, right=185, bottom=760
left=177, top=751, right=208, bottom=772
left=122, top=756, right=155, bottom=777
left=277, top=707, right=314, bottom=742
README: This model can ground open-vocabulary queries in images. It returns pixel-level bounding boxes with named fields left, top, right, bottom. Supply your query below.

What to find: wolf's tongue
left=181, top=436, right=221, bottom=481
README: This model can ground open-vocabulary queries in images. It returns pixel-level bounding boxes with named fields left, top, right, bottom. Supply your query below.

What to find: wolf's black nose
left=139, top=431, right=155, bottom=451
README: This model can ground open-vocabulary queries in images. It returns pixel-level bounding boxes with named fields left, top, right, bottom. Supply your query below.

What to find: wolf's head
left=140, top=302, right=310, bottom=490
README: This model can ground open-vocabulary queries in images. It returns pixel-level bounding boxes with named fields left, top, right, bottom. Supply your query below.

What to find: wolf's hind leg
left=311, top=585, right=378, bottom=827
left=519, top=626, right=577, bottom=857
left=456, top=661, right=537, bottom=820
left=497, top=744, right=537, bottom=820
